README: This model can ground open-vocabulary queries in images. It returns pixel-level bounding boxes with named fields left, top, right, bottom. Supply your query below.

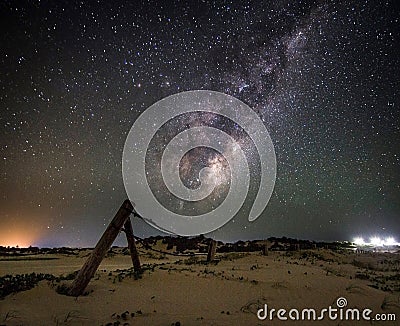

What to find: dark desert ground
left=1, top=237, right=399, bottom=326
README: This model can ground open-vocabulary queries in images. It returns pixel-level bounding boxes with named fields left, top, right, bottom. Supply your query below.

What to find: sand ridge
left=1, top=241, right=399, bottom=325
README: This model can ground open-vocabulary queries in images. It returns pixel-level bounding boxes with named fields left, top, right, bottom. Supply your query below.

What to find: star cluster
left=0, top=1, right=399, bottom=246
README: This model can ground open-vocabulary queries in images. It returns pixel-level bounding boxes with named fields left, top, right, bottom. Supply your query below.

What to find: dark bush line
left=0, top=271, right=79, bottom=299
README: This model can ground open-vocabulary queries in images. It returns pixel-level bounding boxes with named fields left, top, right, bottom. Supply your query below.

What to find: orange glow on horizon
left=0, top=235, right=36, bottom=248
left=0, top=227, right=42, bottom=248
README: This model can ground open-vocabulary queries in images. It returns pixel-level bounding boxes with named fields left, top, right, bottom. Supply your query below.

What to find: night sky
left=1, top=0, right=399, bottom=247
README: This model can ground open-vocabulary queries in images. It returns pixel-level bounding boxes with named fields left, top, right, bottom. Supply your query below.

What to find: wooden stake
left=207, top=239, right=217, bottom=262
left=262, top=243, right=269, bottom=256
left=124, top=216, right=141, bottom=272
left=68, top=200, right=133, bottom=296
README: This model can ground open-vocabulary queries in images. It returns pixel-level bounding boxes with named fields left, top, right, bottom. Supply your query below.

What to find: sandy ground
left=1, top=247, right=399, bottom=326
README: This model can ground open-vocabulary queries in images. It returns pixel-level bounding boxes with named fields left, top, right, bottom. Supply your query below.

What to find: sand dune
left=1, top=242, right=399, bottom=325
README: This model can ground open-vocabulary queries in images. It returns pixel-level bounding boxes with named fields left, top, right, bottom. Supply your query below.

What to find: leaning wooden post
left=68, top=200, right=133, bottom=296
left=124, top=216, right=141, bottom=272
left=207, top=239, right=217, bottom=262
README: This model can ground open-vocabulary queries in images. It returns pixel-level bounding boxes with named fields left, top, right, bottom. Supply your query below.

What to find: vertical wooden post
left=124, top=216, right=141, bottom=272
left=207, top=239, right=217, bottom=262
left=68, top=200, right=133, bottom=296
left=262, top=242, right=268, bottom=256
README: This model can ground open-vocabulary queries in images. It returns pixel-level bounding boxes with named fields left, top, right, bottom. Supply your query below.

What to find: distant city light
left=353, top=237, right=365, bottom=245
left=353, top=236, right=399, bottom=247
left=370, top=237, right=383, bottom=246
left=385, top=237, right=396, bottom=246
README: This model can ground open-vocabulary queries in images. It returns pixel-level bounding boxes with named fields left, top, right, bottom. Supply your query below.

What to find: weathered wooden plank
left=207, top=239, right=217, bottom=262
left=68, top=200, right=133, bottom=296
left=124, top=216, right=141, bottom=272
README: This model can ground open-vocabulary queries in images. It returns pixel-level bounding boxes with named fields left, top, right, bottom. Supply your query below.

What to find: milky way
left=0, top=1, right=399, bottom=246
